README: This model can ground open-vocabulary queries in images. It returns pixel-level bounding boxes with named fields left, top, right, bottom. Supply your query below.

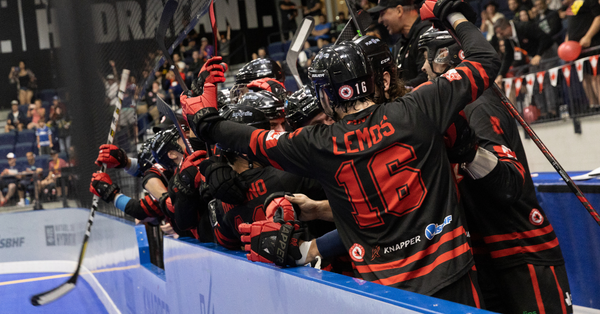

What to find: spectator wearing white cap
left=0, top=153, right=23, bottom=206
left=5, top=100, right=26, bottom=132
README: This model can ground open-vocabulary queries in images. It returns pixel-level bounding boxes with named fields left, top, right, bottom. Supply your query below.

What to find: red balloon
left=523, top=105, right=541, bottom=123
left=558, top=41, right=582, bottom=62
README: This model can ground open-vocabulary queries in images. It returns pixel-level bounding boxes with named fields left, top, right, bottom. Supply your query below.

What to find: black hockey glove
left=172, top=150, right=207, bottom=196
left=420, top=0, right=477, bottom=30
left=444, top=112, right=479, bottom=164
left=199, top=157, right=247, bottom=205
left=90, top=172, right=120, bottom=203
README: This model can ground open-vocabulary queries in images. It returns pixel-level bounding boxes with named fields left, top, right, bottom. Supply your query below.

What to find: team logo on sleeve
left=458, top=50, right=465, bottom=60
left=441, top=69, right=462, bottom=82
left=424, top=215, right=452, bottom=240
left=349, top=243, right=365, bottom=262
left=339, top=85, right=354, bottom=100
left=529, top=208, right=544, bottom=225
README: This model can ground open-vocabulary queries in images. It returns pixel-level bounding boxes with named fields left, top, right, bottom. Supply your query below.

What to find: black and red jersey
left=212, top=166, right=329, bottom=249
left=459, top=89, right=565, bottom=269
left=142, top=164, right=174, bottom=188
left=205, top=22, right=500, bottom=295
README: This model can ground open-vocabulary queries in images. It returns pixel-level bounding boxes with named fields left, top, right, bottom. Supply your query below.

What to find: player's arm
left=414, top=4, right=501, bottom=132
left=142, top=175, right=168, bottom=200
left=285, top=193, right=333, bottom=222
left=169, top=151, right=208, bottom=231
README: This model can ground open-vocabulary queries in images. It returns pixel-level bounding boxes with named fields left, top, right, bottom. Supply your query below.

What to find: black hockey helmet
left=220, top=103, right=271, bottom=130
left=238, top=90, right=285, bottom=120
left=231, top=58, right=285, bottom=104
left=285, top=86, right=322, bottom=129
left=217, top=89, right=232, bottom=110
left=309, top=35, right=394, bottom=113
left=150, top=126, right=183, bottom=170
left=418, top=27, right=463, bottom=75
left=136, top=136, right=156, bottom=177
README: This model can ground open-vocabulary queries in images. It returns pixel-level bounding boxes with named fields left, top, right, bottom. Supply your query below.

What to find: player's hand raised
left=95, top=144, right=128, bottom=168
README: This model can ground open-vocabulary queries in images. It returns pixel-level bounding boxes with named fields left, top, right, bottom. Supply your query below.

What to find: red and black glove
left=199, top=157, right=247, bottom=205
left=181, top=57, right=227, bottom=142
left=420, top=0, right=476, bottom=30
left=239, top=219, right=305, bottom=267
left=90, top=172, right=120, bottom=203
left=247, top=78, right=287, bottom=100
left=95, top=144, right=128, bottom=168
left=191, top=56, right=228, bottom=96
left=263, top=192, right=299, bottom=222
left=444, top=111, right=479, bottom=164
left=172, top=150, right=207, bottom=196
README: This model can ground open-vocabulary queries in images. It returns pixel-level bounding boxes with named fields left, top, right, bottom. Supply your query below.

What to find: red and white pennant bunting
left=590, top=55, right=598, bottom=76
left=504, top=78, right=513, bottom=95
left=575, top=58, right=586, bottom=82
left=536, top=71, right=545, bottom=93
left=549, top=67, right=559, bottom=86
left=514, top=77, right=523, bottom=96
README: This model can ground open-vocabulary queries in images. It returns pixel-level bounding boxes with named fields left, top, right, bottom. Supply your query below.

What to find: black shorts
left=478, top=263, right=573, bottom=314
left=432, top=266, right=484, bottom=309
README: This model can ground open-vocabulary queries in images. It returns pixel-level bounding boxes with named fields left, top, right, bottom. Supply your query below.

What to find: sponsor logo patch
left=349, top=243, right=365, bottom=262
left=441, top=69, right=462, bottom=82
left=424, top=215, right=452, bottom=240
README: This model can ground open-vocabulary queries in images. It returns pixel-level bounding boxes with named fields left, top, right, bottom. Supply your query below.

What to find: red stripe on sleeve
left=462, top=60, right=489, bottom=89
left=528, top=264, right=546, bottom=314
left=483, top=224, right=555, bottom=243
left=456, top=66, right=478, bottom=102
left=249, top=129, right=264, bottom=156
left=140, top=198, right=152, bottom=217
left=257, top=129, right=284, bottom=170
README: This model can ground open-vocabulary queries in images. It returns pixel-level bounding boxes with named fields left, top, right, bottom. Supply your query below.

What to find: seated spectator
left=335, top=11, right=349, bottom=32
left=36, top=118, right=53, bottom=155
left=311, top=14, right=331, bottom=48
left=41, top=150, right=68, bottom=198
left=187, top=51, right=203, bottom=79
left=493, top=18, right=553, bottom=84
left=144, top=81, right=165, bottom=121
left=509, top=0, right=532, bottom=21
left=17, top=152, right=44, bottom=205
left=199, top=37, right=215, bottom=61
left=5, top=100, right=26, bottom=132
left=481, top=1, right=505, bottom=41
left=0, top=153, right=21, bottom=206
left=26, top=100, right=43, bottom=130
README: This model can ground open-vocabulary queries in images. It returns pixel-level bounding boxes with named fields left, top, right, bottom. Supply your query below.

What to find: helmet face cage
left=137, top=138, right=156, bottom=175
left=419, top=28, right=462, bottom=75
left=151, top=126, right=182, bottom=169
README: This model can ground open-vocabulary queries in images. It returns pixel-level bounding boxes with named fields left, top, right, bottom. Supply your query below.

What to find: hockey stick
left=444, top=25, right=600, bottom=226
left=156, top=0, right=189, bottom=95
left=209, top=0, right=218, bottom=56
left=156, top=95, right=194, bottom=154
left=286, top=17, right=315, bottom=89
left=334, top=9, right=372, bottom=45
left=30, top=69, right=130, bottom=306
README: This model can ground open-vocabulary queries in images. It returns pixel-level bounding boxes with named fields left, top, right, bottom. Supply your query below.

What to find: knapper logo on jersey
left=349, top=243, right=365, bottom=262
left=424, top=215, right=452, bottom=240
left=441, top=69, right=462, bottom=82
left=339, top=85, right=354, bottom=100
left=529, top=208, right=544, bottom=225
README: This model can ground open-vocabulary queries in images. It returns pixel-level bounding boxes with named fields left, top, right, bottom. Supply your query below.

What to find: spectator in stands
left=252, top=47, right=269, bottom=61
left=180, top=37, right=198, bottom=61
left=311, top=14, right=332, bottom=48
left=481, top=1, right=505, bottom=41
left=217, top=24, right=232, bottom=65
left=8, top=61, right=36, bottom=105
left=567, top=0, right=600, bottom=109
left=280, top=0, right=298, bottom=40
left=199, top=37, right=215, bottom=61
left=104, top=73, right=119, bottom=106
left=5, top=100, right=26, bottom=132
left=370, top=0, right=430, bottom=88
left=36, top=118, right=53, bottom=156
left=0, top=153, right=20, bottom=206
left=509, top=0, right=532, bottom=21
left=17, top=152, right=43, bottom=206
left=493, top=18, right=553, bottom=84
left=145, top=81, right=165, bottom=121
left=41, top=149, right=68, bottom=198
left=303, top=0, right=322, bottom=17
left=532, top=0, right=564, bottom=42
left=335, top=11, right=349, bottom=32
left=27, top=99, right=45, bottom=130
left=50, top=105, right=71, bottom=155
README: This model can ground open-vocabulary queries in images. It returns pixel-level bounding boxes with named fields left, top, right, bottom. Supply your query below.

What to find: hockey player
left=285, top=87, right=334, bottom=129
left=419, top=27, right=572, bottom=313
left=201, top=102, right=330, bottom=250
left=229, top=58, right=285, bottom=104
left=180, top=0, right=500, bottom=305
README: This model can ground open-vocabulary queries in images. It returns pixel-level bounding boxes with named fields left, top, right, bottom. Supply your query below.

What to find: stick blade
left=156, top=0, right=179, bottom=42
left=156, top=96, right=193, bottom=154
left=334, top=10, right=372, bottom=45
left=31, top=277, right=77, bottom=306
left=286, top=17, right=315, bottom=88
